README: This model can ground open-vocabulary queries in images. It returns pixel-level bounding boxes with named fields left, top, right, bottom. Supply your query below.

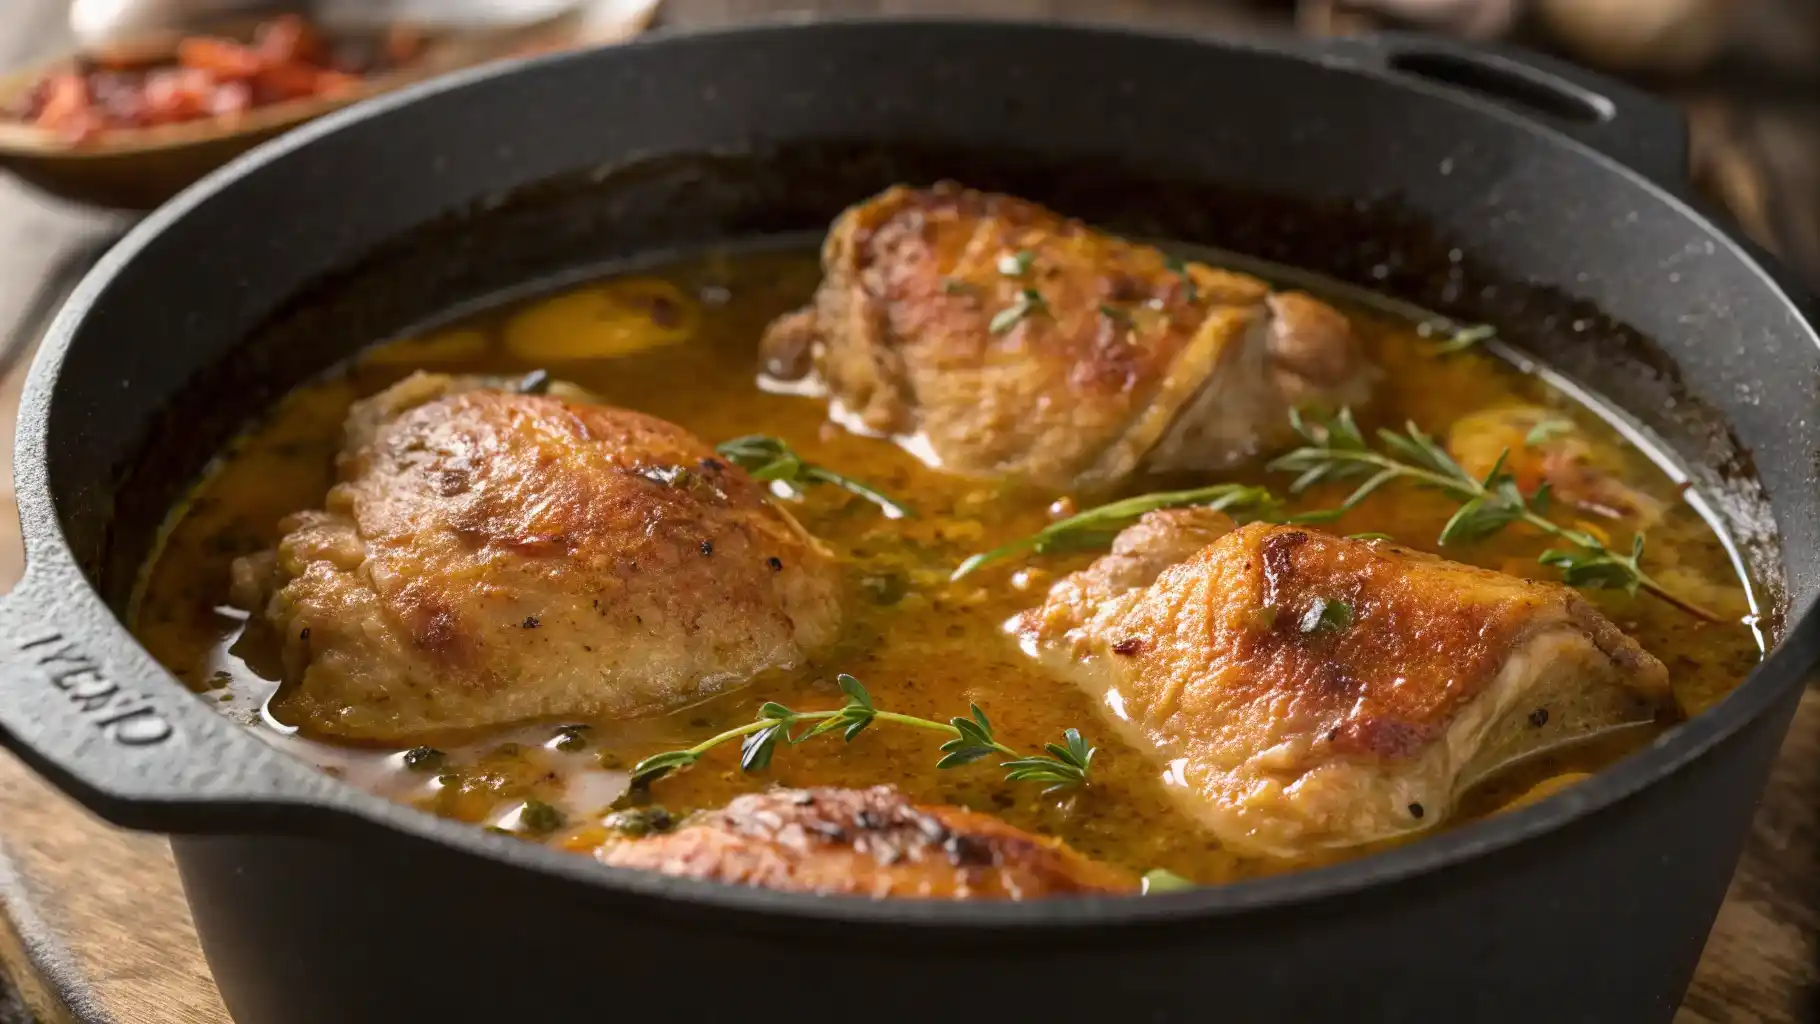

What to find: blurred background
left=1303, top=0, right=1820, bottom=294
left=0, top=0, right=1815, bottom=315
left=0, top=1, right=1812, bottom=283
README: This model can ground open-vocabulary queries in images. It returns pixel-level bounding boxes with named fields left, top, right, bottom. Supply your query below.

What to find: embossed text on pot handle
left=0, top=565, right=361, bottom=836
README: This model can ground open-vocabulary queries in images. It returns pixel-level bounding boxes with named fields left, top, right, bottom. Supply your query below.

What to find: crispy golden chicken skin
left=1015, top=512, right=1674, bottom=857
left=230, top=372, right=843, bottom=742
left=760, top=183, right=1375, bottom=493
left=596, top=786, right=1134, bottom=899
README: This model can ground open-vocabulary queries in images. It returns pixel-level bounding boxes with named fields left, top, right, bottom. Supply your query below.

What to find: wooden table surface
left=0, top=1, right=1813, bottom=1021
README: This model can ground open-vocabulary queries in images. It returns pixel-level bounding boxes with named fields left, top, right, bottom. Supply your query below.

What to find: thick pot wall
left=173, top=680, right=1803, bottom=1024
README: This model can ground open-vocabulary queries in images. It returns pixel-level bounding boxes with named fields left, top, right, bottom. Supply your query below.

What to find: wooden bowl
left=0, top=7, right=656, bottom=210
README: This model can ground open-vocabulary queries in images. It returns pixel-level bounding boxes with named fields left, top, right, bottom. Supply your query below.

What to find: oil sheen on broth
left=130, top=248, right=1763, bottom=884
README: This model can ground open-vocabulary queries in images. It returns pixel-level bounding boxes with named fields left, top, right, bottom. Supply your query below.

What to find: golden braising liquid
left=130, top=248, right=1763, bottom=884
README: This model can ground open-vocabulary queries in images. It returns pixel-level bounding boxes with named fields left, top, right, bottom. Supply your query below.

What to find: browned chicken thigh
left=231, top=372, right=844, bottom=742
left=596, top=786, right=1133, bottom=899
left=761, top=183, right=1376, bottom=493
left=1015, top=512, right=1674, bottom=857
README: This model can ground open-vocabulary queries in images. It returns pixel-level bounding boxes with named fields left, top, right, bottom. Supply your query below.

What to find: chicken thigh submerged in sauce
left=133, top=186, right=1761, bottom=897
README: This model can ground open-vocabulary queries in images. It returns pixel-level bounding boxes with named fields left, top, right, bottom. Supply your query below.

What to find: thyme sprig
left=951, top=483, right=1279, bottom=580
left=1267, top=408, right=1719, bottom=621
left=630, top=674, right=1095, bottom=792
left=715, top=434, right=911, bottom=520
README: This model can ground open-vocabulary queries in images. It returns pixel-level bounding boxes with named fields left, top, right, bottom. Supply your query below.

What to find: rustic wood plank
left=0, top=2, right=1812, bottom=1021
left=1679, top=688, right=1820, bottom=1023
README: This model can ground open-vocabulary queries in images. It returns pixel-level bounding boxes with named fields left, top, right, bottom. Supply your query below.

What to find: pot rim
left=17, top=15, right=1820, bottom=931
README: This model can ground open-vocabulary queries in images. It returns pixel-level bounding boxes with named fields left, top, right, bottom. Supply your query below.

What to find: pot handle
left=0, top=566, right=352, bottom=835
left=1318, top=32, right=1690, bottom=191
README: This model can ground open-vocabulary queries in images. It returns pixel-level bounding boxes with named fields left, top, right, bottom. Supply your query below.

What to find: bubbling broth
left=131, top=246, right=1762, bottom=885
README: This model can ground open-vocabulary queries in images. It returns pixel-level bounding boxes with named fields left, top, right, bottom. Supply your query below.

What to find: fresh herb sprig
left=990, top=287, right=1048, bottom=334
left=950, top=483, right=1279, bottom=580
left=1267, top=408, right=1719, bottom=621
left=715, top=435, right=911, bottom=520
left=629, top=674, right=1095, bottom=793
left=1001, top=728, right=1096, bottom=789
left=1538, top=534, right=1657, bottom=593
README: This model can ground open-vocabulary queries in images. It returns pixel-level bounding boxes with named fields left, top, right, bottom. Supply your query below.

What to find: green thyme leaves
left=629, top=674, right=1095, bottom=794
left=715, top=434, right=911, bottom=520
left=934, top=703, right=1003, bottom=769
left=1540, top=533, right=1651, bottom=595
left=1267, top=408, right=1717, bottom=620
left=1000, top=728, right=1095, bottom=791
left=952, top=483, right=1278, bottom=580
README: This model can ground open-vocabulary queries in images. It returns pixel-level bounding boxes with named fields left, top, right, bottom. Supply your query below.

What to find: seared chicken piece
left=596, top=786, right=1133, bottom=899
left=761, top=183, right=1375, bottom=492
left=1015, top=512, right=1674, bottom=857
left=1446, top=405, right=1663, bottom=524
left=230, top=372, right=843, bottom=742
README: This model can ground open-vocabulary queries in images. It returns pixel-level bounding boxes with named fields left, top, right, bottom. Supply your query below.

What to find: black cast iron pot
left=0, top=18, right=1815, bottom=1024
